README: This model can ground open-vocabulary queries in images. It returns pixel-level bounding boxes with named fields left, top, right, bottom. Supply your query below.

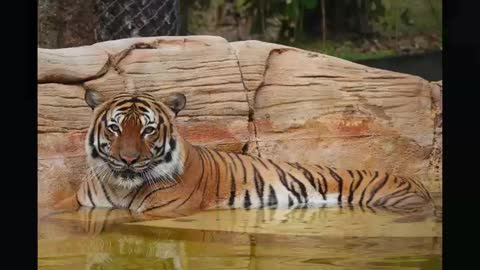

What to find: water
left=38, top=194, right=442, bottom=270
left=356, top=51, right=442, bottom=81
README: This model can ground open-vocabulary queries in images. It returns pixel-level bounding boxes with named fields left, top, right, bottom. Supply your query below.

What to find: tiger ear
left=164, top=93, right=186, bottom=117
left=84, top=89, right=104, bottom=110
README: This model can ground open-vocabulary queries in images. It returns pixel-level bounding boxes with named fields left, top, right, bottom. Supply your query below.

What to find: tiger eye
left=108, top=124, right=120, bottom=133
left=143, top=126, right=156, bottom=135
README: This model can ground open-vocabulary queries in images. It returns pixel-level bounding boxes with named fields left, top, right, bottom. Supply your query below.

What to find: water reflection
left=40, top=201, right=441, bottom=236
left=39, top=204, right=441, bottom=270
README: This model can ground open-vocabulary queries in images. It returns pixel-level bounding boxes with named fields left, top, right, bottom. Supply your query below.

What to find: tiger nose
left=120, top=153, right=140, bottom=165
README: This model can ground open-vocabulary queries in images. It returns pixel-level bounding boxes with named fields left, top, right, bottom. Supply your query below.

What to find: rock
left=414, top=36, right=429, bottom=50
left=38, top=36, right=442, bottom=207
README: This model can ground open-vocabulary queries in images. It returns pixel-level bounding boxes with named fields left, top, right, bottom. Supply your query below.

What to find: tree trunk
left=321, top=0, right=326, bottom=44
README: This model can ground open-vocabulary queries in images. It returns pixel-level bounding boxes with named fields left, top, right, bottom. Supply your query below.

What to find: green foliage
left=186, top=0, right=442, bottom=59
left=281, top=0, right=320, bottom=41
left=301, top=0, right=318, bottom=10
left=288, top=39, right=397, bottom=61
left=370, top=0, right=387, bottom=22
left=372, top=0, right=442, bottom=37
left=188, top=0, right=441, bottom=37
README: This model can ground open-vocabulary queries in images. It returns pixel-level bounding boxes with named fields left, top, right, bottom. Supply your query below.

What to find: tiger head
left=84, top=90, right=187, bottom=189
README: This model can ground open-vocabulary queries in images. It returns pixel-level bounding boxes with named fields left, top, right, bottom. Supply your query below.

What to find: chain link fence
left=95, top=0, right=180, bottom=42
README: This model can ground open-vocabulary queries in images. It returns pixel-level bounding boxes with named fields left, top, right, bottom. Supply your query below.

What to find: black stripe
left=414, top=178, right=431, bottom=199
left=153, top=104, right=167, bottom=117
left=115, top=97, right=151, bottom=107
left=88, top=128, right=95, bottom=147
left=193, top=148, right=207, bottom=192
left=91, top=148, right=99, bottom=158
left=96, top=112, right=111, bottom=158
left=288, top=195, right=294, bottom=207
left=268, top=160, right=290, bottom=191
left=89, top=109, right=105, bottom=147
left=316, top=171, right=328, bottom=200
left=253, top=156, right=269, bottom=170
left=159, top=125, right=168, bottom=156
left=406, top=176, right=432, bottom=201
left=86, top=184, right=95, bottom=207
left=390, top=194, right=419, bottom=208
left=269, top=160, right=303, bottom=204
left=153, top=145, right=163, bottom=156
left=288, top=173, right=308, bottom=204
left=267, top=185, right=278, bottom=207
left=287, top=162, right=296, bottom=168
left=348, top=170, right=364, bottom=204
left=135, top=183, right=178, bottom=210
left=366, top=173, right=390, bottom=205
left=89, top=176, right=98, bottom=195
left=164, top=152, right=172, bottom=163
left=328, top=167, right=344, bottom=203
left=234, top=153, right=248, bottom=184
left=287, top=176, right=303, bottom=204
left=199, top=148, right=215, bottom=206
left=90, top=110, right=107, bottom=159
left=75, top=193, right=82, bottom=207
left=316, top=178, right=326, bottom=200
left=137, top=106, right=148, bottom=113
left=315, top=165, right=324, bottom=170
left=225, top=152, right=238, bottom=171
left=157, top=115, right=164, bottom=124
left=114, top=107, right=130, bottom=114
left=176, top=147, right=206, bottom=208
left=244, top=190, right=251, bottom=209
left=169, top=138, right=176, bottom=151
left=99, top=181, right=115, bottom=206
left=374, top=181, right=411, bottom=206
left=127, top=187, right=143, bottom=208
left=253, top=165, right=265, bottom=207
left=347, top=170, right=355, bottom=204
left=316, top=166, right=329, bottom=199
left=359, top=171, right=379, bottom=206
left=143, top=198, right=179, bottom=212
left=151, top=125, right=168, bottom=158
left=212, top=150, right=228, bottom=202
left=291, top=162, right=317, bottom=191
left=205, top=149, right=222, bottom=202
left=228, top=169, right=236, bottom=207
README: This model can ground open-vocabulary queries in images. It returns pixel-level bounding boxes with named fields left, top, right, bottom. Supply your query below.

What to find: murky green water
left=38, top=194, right=442, bottom=270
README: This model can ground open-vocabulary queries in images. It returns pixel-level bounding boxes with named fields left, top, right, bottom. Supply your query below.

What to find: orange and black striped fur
left=60, top=90, right=435, bottom=215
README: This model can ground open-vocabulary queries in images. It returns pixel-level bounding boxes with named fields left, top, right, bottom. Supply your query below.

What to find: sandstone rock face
left=38, top=36, right=442, bottom=207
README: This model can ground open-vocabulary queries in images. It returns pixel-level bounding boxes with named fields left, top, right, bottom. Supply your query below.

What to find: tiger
left=54, top=90, right=436, bottom=217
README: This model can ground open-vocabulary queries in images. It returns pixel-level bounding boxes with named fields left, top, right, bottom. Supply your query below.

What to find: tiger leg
left=52, top=194, right=81, bottom=211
